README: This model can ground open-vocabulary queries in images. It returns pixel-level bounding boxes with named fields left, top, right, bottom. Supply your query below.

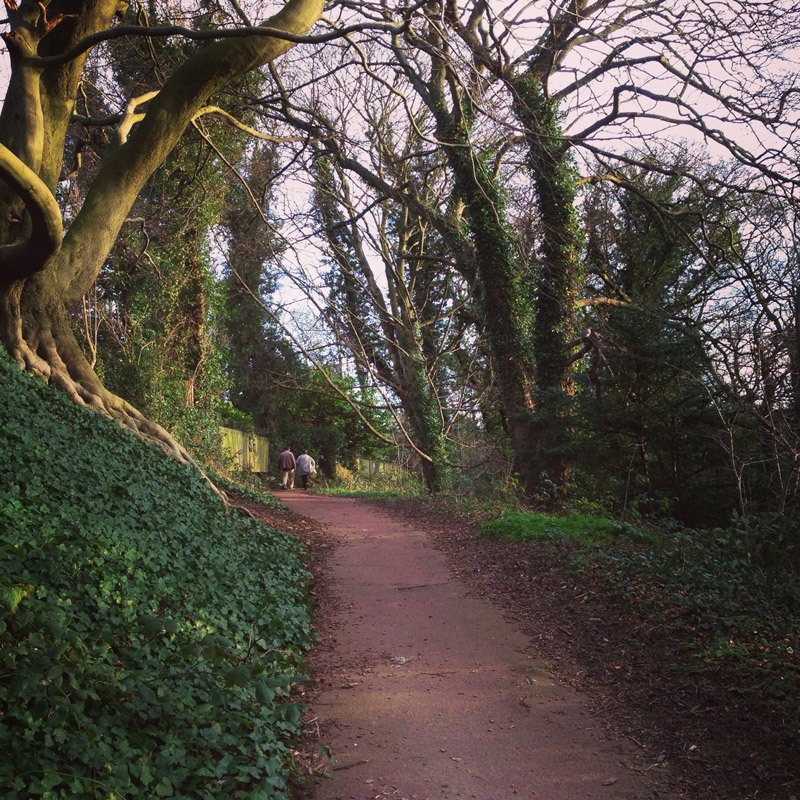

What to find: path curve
left=282, top=492, right=664, bottom=800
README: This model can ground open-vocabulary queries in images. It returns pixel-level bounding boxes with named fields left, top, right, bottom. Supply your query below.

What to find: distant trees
left=311, top=150, right=459, bottom=491
left=221, top=141, right=300, bottom=435
left=3, top=0, right=800, bottom=519
left=256, top=0, right=800, bottom=503
left=577, top=154, right=740, bottom=521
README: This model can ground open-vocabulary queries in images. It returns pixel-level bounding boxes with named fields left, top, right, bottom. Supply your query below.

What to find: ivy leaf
left=2, top=583, right=35, bottom=612
left=138, top=682, right=158, bottom=705
left=224, top=666, right=250, bottom=687
left=277, top=703, right=302, bottom=724
left=255, top=682, right=275, bottom=704
left=139, top=614, right=162, bottom=637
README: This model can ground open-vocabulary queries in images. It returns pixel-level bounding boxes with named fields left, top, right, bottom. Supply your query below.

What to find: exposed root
left=4, top=320, right=228, bottom=504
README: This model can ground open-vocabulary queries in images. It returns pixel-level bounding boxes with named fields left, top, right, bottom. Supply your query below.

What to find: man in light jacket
left=295, top=449, right=316, bottom=490
left=277, top=446, right=296, bottom=490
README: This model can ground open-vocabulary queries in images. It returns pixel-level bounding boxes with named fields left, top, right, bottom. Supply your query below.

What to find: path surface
left=281, top=492, right=662, bottom=800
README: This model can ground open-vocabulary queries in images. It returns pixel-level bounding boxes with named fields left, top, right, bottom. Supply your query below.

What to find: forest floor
left=235, top=491, right=798, bottom=800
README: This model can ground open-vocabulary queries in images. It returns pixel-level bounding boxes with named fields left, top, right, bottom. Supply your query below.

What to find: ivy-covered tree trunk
left=513, top=76, right=582, bottom=490
left=314, top=156, right=450, bottom=492
left=438, top=0, right=591, bottom=496
left=390, top=14, right=546, bottom=495
left=439, top=121, right=540, bottom=495
left=395, top=351, right=449, bottom=493
left=401, top=376, right=449, bottom=492
left=0, top=0, right=323, bottom=457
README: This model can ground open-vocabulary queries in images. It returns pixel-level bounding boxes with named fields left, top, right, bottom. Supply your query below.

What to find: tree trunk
left=792, top=282, right=800, bottom=427
left=396, top=348, right=449, bottom=493
left=441, top=126, right=540, bottom=495
left=0, top=0, right=324, bottom=457
left=513, top=75, right=582, bottom=492
left=1, top=267, right=189, bottom=457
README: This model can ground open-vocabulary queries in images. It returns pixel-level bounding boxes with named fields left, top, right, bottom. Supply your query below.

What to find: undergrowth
left=481, top=510, right=800, bottom=738
left=322, top=462, right=423, bottom=496
left=206, top=469, right=286, bottom=510
left=402, top=491, right=527, bottom=523
left=318, top=487, right=420, bottom=501
left=0, top=350, right=314, bottom=799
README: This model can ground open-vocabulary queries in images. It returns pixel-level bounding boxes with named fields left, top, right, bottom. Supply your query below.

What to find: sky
left=2, top=0, right=797, bottom=330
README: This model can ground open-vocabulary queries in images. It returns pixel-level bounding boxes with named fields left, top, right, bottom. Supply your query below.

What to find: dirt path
left=280, top=492, right=669, bottom=800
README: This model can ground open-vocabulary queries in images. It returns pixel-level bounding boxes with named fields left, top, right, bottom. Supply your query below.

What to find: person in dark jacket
left=277, top=446, right=296, bottom=489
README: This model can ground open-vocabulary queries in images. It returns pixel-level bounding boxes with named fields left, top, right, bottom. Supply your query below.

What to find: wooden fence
left=219, top=427, right=270, bottom=473
left=218, top=427, right=408, bottom=479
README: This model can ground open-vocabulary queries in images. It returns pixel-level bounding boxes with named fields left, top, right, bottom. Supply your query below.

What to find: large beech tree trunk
left=0, top=0, right=323, bottom=457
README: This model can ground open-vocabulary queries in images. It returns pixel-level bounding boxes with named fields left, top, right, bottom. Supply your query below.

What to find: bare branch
left=29, top=19, right=409, bottom=69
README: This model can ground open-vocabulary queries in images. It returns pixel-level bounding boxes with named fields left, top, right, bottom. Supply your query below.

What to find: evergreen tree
left=578, top=157, right=740, bottom=522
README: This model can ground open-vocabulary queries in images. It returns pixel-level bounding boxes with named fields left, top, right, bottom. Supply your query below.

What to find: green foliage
left=77, top=120, right=243, bottom=468
left=217, top=401, right=259, bottom=432
left=588, top=522, right=800, bottom=723
left=480, top=511, right=658, bottom=547
left=377, top=490, right=525, bottom=525
left=321, top=461, right=423, bottom=496
left=275, top=369, right=394, bottom=477
left=0, top=351, right=314, bottom=799
left=322, top=488, right=419, bottom=501
left=206, top=469, right=286, bottom=511
left=222, top=143, right=299, bottom=438
left=482, top=505, right=799, bottom=730
left=577, top=155, right=743, bottom=524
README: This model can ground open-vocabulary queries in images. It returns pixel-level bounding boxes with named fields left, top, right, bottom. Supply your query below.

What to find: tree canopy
left=2, top=0, right=800, bottom=516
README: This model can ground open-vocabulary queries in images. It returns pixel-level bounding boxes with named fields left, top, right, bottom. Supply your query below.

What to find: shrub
left=481, top=506, right=799, bottom=735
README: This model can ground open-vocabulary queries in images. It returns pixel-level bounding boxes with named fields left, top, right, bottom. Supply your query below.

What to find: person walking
left=295, top=449, right=317, bottom=490
left=277, top=446, right=296, bottom=490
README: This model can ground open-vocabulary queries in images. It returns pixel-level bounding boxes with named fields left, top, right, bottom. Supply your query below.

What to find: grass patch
left=0, top=351, right=314, bottom=799
left=481, top=511, right=661, bottom=546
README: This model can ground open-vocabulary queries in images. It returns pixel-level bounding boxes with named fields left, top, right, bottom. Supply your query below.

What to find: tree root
left=5, top=319, right=228, bottom=503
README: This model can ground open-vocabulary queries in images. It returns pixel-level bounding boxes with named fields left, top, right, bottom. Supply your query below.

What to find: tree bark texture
left=0, top=0, right=324, bottom=456
left=439, top=120, right=541, bottom=495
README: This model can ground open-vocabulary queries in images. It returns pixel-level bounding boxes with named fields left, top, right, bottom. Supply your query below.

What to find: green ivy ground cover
left=0, top=350, right=314, bottom=799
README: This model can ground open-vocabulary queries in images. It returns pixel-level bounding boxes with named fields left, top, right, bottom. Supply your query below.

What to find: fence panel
left=219, top=427, right=269, bottom=473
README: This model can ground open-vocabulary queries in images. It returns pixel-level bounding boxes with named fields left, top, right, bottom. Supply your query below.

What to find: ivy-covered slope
left=0, top=350, right=313, bottom=799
